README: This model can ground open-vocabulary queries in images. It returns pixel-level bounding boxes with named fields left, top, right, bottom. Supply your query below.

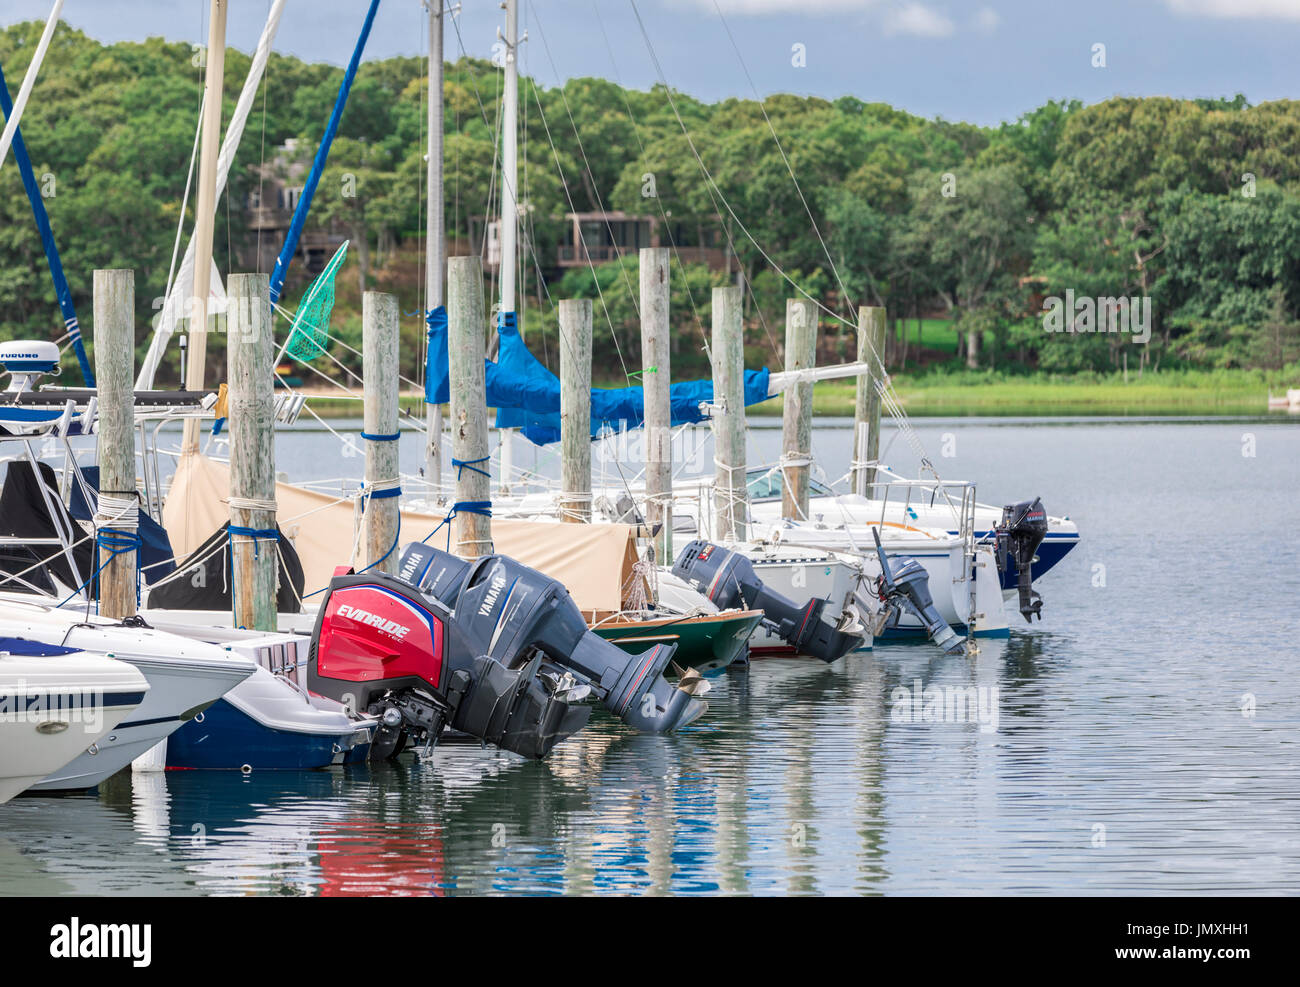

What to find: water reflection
left=2, top=420, right=1298, bottom=895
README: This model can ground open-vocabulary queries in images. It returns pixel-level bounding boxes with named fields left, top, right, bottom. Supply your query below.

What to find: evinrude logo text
left=336, top=604, right=410, bottom=640
left=478, top=573, right=509, bottom=617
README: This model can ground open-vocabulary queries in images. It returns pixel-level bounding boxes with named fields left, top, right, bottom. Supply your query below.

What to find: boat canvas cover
left=148, top=521, right=306, bottom=614
left=163, top=453, right=644, bottom=613
left=425, top=309, right=772, bottom=445
left=0, top=460, right=93, bottom=595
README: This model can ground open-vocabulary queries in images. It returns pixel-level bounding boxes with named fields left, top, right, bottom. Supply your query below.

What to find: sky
left=1, top=0, right=1297, bottom=126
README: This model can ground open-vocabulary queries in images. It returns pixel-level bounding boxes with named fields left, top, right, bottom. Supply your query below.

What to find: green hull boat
left=592, top=609, right=765, bottom=675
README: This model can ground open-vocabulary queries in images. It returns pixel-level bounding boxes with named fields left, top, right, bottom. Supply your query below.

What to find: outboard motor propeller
left=396, top=543, right=709, bottom=732
left=670, top=540, right=864, bottom=663
left=995, top=497, right=1049, bottom=622
left=869, top=529, right=965, bottom=655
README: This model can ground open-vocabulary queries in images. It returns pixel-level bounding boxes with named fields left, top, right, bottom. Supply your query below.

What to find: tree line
left=2, top=21, right=1298, bottom=387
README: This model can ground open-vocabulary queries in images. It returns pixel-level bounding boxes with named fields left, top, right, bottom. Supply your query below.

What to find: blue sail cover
left=424, top=308, right=772, bottom=446
left=0, top=61, right=94, bottom=386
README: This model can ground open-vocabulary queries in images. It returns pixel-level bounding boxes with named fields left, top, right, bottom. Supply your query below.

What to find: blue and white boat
left=0, top=597, right=259, bottom=792
left=0, top=636, right=148, bottom=803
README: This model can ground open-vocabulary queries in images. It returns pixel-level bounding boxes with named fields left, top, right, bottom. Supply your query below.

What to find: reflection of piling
left=711, top=285, right=747, bottom=541
left=92, top=269, right=138, bottom=620
left=639, top=247, right=672, bottom=561
left=227, top=273, right=277, bottom=630
left=852, top=305, right=887, bottom=497
left=447, top=256, right=492, bottom=559
left=559, top=298, right=593, bottom=523
left=781, top=298, right=816, bottom=521
left=363, top=291, right=400, bottom=574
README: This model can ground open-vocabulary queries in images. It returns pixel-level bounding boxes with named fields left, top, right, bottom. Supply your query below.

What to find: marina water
left=2, top=417, right=1296, bottom=895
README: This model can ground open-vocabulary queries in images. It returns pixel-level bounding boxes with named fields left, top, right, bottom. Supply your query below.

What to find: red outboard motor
left=310, top=547, right=709, bottom=760
left=307, top=572, right=591, bottom=760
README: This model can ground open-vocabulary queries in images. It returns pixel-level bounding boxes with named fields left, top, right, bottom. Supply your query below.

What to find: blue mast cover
left=268, top=0, right=381, bottom=304
left=423, top=308, right=771, bottom=445
left=0, top=60, right=95, bottom=386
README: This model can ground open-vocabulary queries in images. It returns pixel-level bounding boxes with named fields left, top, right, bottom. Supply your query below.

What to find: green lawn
left=749, top=369, right=1284, bottom=417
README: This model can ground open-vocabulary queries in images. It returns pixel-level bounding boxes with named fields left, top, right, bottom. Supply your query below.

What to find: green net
left=285, top=240, right=349, bottom=362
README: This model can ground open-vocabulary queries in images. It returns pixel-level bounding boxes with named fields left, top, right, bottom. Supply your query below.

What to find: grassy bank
left=290, top=368, right=1289, bottom=420
left=747, top=369, right=1293, bottom=417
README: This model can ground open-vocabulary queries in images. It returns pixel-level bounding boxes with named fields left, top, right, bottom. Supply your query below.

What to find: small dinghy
left=0, top=637, right=149, bottom=803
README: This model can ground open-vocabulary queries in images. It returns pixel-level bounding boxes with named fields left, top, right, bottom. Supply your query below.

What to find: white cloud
left=1164, top=0, right=1300, bottom=19
left=883, top=3, right=956, bottom=38
left=974, top=6, right=999, bottom=33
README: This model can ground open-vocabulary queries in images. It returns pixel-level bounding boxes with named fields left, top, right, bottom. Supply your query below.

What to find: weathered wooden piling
left=447, top=256, right=492, bottom=559
left=227, top=272, right=277, bottom=631
left=781, top=298, right=816, bottom=520
left=712, top=285, right=747, bottom=542
left=559, top=298, right=593, bottom=523
left=852, top=305, right=888, bottom=498
left=639, top=247, right=672, bottom=561
left=363, top=291, right=401, bottom=574
left=93, top=269, right=138, bottom=620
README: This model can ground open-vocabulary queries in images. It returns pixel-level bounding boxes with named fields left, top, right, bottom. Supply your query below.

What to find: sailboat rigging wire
left=525, top=69, right=630, bottom=381
left=590, top=1, right=710, bottom=353
left=626, top=0, right=941, bottom=490
left=165, top=89, right=206, bottom=306
left=709, top=0, right=861, bottom=318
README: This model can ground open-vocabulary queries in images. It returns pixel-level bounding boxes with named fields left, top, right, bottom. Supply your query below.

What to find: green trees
left=1, top=20, right=1298, bottom=385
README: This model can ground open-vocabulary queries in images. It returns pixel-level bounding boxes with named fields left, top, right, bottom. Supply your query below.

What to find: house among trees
left=470, top=210, right=730, bottom=279
left=240, top=139, right=348, bottom=279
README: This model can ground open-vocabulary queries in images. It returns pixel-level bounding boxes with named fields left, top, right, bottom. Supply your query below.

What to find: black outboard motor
left=308, top=571, right=593, bottom=760
left=869, top=529, right=965, bottom=655
left=670, top=540, right=864, bottom=663
left=995, top=497, right=1049, bottom=622
left=396, top=543, right=709, bottom=732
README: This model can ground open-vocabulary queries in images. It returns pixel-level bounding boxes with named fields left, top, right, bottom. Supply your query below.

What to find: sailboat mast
left=182, top=0, right=227, bottom=454
left=497, top=0, right=520, bottom=491
left=424, top=1, right=445, bottom=492
left=499, top=0, right=519, bottom=323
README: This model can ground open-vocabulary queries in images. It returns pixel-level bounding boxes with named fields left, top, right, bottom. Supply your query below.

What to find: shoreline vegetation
left=315, top=367, right=1291, bottom=420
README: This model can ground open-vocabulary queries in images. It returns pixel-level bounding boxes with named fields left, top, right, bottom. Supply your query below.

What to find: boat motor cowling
left=307, top=572, right=592, bottom=760
left=670, top=540, right=864, bottom=663
left=396, top=543, right=709, bottom=733
left=995, top=497, right=1048, bottom=622
left=869, top=529, right=965, bottom=655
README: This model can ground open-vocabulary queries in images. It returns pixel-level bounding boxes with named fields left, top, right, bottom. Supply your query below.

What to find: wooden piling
left=781, top=298, right=816, bottom=520
left=227, top=272, right=277, bottom=631
left=447, top=256, right=492, bottom=559
left=639, top=247, right=672, bottom=561
left=559, top=298, right=592, bottom=523
left=712, top=285, right=747, bottom=542
left=363, top=291, right=401, bottom=573
left=92, top=269, right=138, bottom=620
left=852, top=305, right=887, bottom=498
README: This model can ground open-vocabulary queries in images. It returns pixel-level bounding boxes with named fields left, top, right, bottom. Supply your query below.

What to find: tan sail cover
left=162, top=453, right=642, bottom=613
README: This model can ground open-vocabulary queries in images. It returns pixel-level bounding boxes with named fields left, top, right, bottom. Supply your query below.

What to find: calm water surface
left=2, top=417, right=1297, bottom=895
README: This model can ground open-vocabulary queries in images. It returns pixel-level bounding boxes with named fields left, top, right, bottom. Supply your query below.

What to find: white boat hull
left=0, top=644, right=148, bottom=803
